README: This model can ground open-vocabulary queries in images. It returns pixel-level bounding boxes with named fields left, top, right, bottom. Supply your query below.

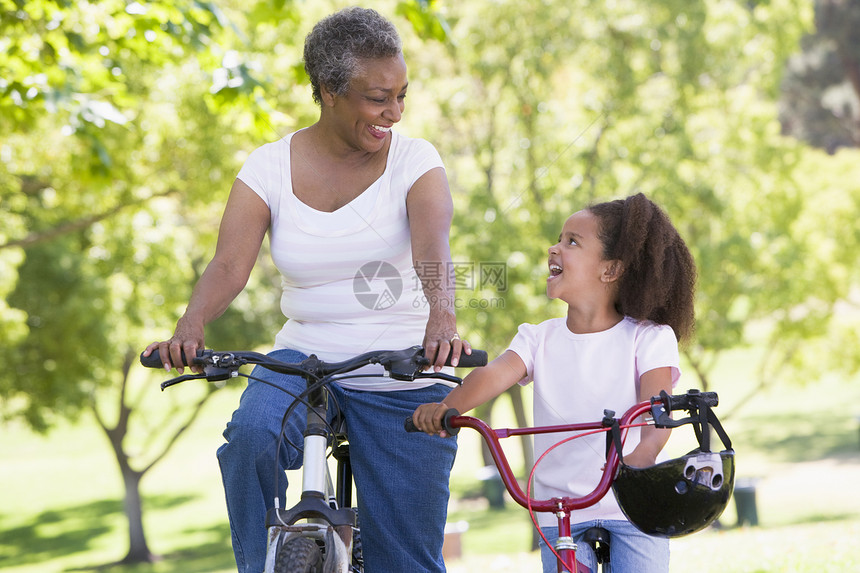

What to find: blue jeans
left=539, top=520, right=669, bottom=573
left=216, top=348, right=457, bottom=573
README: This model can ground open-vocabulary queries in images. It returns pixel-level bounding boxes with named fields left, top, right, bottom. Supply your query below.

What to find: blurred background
left=1, top=0, right=859, bottom=571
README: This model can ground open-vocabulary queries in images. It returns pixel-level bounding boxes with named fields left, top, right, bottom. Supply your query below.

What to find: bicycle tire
left=274, top=536, right=323, bottom=573
left=351, top=525, right=363, bottom=573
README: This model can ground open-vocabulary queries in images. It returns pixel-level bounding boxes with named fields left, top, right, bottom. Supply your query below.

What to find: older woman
left=145, top=7, right=466, bottom=573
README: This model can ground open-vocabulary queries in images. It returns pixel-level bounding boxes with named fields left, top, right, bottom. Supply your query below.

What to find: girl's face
left=327, top=54, right=408, bottom=153
left=546, top=210, right=616, bottom=304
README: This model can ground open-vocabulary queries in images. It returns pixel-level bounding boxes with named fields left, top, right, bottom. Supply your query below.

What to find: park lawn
left=1, top=352, right=859, bottom=573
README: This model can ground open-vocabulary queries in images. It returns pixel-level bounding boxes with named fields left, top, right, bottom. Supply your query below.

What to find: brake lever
left=413, top=372, right=463, bottom=385
left=383, top=346, right=428, bottom=381
left=160, top=373, right=207, bottom=390
left=650, top=390, right=708, bottom=430
left=159, top=364, right=236, bottom=390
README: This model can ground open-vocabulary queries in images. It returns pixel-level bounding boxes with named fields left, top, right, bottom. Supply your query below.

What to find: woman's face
left=328, top=53, right=408, bottom=152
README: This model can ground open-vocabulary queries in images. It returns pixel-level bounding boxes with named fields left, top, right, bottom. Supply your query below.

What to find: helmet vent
left=684, top=464, right=696, bottom=480
left=684, top=454, right=725, bottom=492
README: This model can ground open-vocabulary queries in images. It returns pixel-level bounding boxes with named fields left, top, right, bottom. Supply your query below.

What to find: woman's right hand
left=141, top=316, right=205, bottom=374
left=411, top=402, right=454, bottom=438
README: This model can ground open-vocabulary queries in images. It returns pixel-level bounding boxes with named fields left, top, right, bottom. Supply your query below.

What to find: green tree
left=5, top=0, right=860, bottom=563
left=0, top=0, right=289, bottom=562
left=413, top=0, right=860, bottom=415
left=0, top=0, right=452, bottom=562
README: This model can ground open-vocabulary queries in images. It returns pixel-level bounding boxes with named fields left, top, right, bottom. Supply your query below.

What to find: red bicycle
left=407, top=388, right=735, bottom=573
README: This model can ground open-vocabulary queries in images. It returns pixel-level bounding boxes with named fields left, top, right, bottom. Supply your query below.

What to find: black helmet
left=612, top=448, right=735, bottom=537
left=609, top=389, right=735, bottom=538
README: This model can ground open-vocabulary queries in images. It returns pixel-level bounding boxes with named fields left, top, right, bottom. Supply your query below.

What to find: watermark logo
left=353, top=261, right=403, bottom=310
left=354, top=260, right=508, bottom=311
left=480, top=262, right=507, bottom=291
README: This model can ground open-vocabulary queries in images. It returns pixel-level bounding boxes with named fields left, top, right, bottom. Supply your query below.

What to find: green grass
left=2, top=357, right=860, bottom=573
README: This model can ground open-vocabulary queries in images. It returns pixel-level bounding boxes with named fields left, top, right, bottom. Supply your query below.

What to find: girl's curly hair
left=588, top=193, right=697, bottom=343
left=303, top=7, right=402, bottom=105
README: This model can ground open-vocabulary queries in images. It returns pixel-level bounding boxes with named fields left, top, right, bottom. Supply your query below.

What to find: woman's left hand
left=423, top=309, right=471, bottom=371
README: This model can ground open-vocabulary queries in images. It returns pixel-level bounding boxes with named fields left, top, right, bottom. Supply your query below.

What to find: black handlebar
left=140, top=348, right=197, bottom=369
left=141, top=347, right=486, bottom=370
left=140, top=345, right=488, bottom=390
left=447, top=349, right=488, bottom=368
left=658, top=388, right=718, bottom=412
left=650, top=388, right=732, bottom=452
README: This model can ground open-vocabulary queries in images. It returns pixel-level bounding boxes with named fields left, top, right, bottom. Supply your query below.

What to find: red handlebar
left=447, top=400, right=654, bottom=513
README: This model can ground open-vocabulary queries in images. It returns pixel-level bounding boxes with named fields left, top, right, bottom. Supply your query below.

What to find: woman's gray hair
left=303, top=7, right=402, bottom=105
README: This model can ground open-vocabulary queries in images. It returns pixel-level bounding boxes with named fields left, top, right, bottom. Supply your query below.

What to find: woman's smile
left=368, top=124, right=392, bottom=139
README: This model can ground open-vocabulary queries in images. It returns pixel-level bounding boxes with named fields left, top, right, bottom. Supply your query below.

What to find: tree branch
left=140, top=388, right=216, bottom=475
left=0, top=188, right=177, bottom=251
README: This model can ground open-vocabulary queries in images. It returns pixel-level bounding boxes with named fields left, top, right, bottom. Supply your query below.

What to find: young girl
left=411, top=193, right=697, bottom=573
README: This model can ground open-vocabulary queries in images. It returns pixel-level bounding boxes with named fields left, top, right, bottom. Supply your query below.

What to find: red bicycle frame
left=446, top=399, right=655, bottom=573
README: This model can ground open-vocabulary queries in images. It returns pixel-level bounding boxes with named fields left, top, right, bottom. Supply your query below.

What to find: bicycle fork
left=263, top=387, right=357, bottom=573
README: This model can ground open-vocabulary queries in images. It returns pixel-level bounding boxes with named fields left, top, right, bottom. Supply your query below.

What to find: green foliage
left=0, top=0, right=223, bottom=134
left=1, top=0, right=859, bottom=438
left=405, top=0, right=860, bottom=397
left=0, top=0, right=268, bottom=428
left=1, top=0, right=860, bottom=566
left=396, top=0, right=451, bottom=43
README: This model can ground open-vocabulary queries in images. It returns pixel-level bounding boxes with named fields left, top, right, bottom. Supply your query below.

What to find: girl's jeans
left=216, top=348, right=457, bottom=573
left=539, top=520, right=669, bottom=573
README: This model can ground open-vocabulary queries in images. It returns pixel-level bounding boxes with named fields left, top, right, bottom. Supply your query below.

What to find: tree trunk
left=506, top=384, right=540, bottom=550
left=119, top=467, right=157, bottom=563
left=475, top=396, right=498, bottom=467
left=90, top=346, right=217, bottom=567
left=507, top=384, right=534, bottom=474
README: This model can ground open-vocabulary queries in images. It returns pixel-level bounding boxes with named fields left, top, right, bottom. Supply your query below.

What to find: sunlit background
left=2, top=1, right=859, bottom=571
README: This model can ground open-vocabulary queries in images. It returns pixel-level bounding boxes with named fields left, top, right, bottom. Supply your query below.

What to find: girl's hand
left=412, top=402, right=455, bottom=437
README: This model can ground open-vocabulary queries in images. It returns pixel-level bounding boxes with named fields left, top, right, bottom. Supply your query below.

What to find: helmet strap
left=602, top=409, right=625, bottom=466
left=653, top=390, right=734, bottom=453
left=704, top=405, right=733, bottom=452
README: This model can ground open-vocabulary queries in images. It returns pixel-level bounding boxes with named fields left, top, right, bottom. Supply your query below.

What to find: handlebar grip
left=139, top=348, right=197, bottom=369
left=660, top=389, right=719, bottom=412
left=447, top=349, right=488, bottom=368
left=404, top=408, right=461, bottom=436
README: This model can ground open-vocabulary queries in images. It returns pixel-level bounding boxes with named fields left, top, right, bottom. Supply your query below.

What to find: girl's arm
left=412, top=350, right=528, bottom=436
left=624, top=366, right=674, bottom=467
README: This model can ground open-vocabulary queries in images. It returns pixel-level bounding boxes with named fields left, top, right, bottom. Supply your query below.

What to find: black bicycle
left=141, top=345, right=487, bottom=573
